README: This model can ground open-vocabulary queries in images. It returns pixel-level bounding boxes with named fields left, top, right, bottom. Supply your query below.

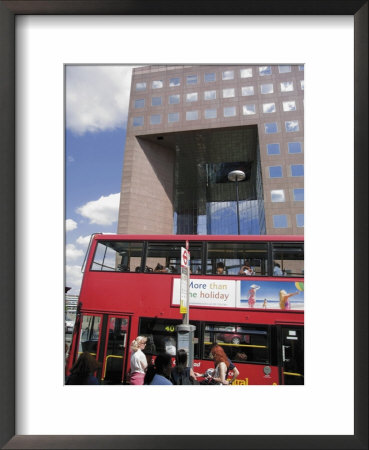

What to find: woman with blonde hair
left=279, top=289, right=299, bottom=310
left=129, top=336, right=148, bottom=385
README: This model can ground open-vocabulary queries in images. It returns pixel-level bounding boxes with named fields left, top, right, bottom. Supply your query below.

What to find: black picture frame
left=0, top=1, right=367, bottom=449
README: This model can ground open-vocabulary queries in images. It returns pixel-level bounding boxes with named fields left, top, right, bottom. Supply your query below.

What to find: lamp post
left=228, top=170, right=246, bottom=235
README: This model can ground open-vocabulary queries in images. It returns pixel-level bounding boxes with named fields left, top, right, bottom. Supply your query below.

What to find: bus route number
left=165, top=325, right=175, bottom=333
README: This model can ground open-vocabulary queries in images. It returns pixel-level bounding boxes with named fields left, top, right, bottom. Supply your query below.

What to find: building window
left=169, top=94, right=180, bottom=104
left=222, top=88, right=235, bottom=98
left=224, top=106, right=237, bottom=117
left=240, top=68, right=252, bottom=78
left=151, top=96, right=162, bottom=106
left=133, top=116, right=144, bottom=127
left=288, top=142, right=302, bottom=154
left=273, top=214, right=288, bottom=228
left=168, top=112, right=179, bottom=123
left=222, top=70, right=234, bottom=80
left=150, top=114, right=161, bottom=125
left=265, top=122, right=278, bottom=134
left=186, top=110, right=199, bottom=121
left=204, top=90, right=216, bottom=100
left=291, top=164, right=304, bottom=177
left=169, top=77, right=180, bottom=87
left=271, top=190, right=285, bottom=202
left=278, top=65, right=291, bottom=73
left=135, top=82, right=146, bottom=91
left=280, top=81, right=294, bottom=92
left=243, top=104, right=256, bottom=115
left=260, top=83, right=274, bottom=94
left=296, top=214, right=304, bottom=227
left=152, top=80, right=163, bottom=89
left=205, top=108, right=217, bottom=119
left=134, top=99, right=145, bottom=108
left=267, top=143, right=280, bottom=155
left=241, top=86, right=254, bottom=96
left=204, top=72, right=216, bottom=82
left=300, top=80, right=305, bottom=90
left=186, top=92, right=198, bottom=102
left=259, top=66, right=272, bottom=76
left=186, top=75, right=198, bottom=85
left=263, top=103, right=276, bottom=113
left=298, top=65, right=304, bottom=71
left=269, top=166, right=283, bottom=178
left=283, top=101, right=296, bottom=111
left=293, top=188, right=304, bottom=201
left=285, top=120, right=299, bottom=132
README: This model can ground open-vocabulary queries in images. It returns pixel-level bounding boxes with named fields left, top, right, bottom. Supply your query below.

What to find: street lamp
left=228, top=170, right=246, bottom=235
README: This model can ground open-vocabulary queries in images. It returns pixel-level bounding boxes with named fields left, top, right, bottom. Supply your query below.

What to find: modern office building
left=117, top=64, right=304, bottom=236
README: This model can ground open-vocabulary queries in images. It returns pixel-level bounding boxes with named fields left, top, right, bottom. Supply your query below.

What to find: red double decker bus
left=66, top=234, right=304, bottom=385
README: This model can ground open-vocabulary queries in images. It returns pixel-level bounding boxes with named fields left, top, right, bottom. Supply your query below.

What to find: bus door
left=101, top=315, right=130, bottom=384
left=280, top=325, right=304, bottom=385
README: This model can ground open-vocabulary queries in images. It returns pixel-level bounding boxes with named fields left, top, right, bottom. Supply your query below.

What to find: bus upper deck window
left=206, top=242, right=268, bottom=276
left=272, top=243, right=304, bottom=277
left=91, top=241, right=143, bottom=272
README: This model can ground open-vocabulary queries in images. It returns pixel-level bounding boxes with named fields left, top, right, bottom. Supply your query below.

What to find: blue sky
left=65, top=65, right=138, bottom=294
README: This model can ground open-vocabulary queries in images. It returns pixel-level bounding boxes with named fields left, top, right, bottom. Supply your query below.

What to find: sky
left=65, top=65, right=138, bottom=294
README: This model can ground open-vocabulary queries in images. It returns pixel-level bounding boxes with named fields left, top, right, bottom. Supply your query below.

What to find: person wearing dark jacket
left=171, top=349, right=198, bottom=385
left=66, top=351, right=101, bottom=385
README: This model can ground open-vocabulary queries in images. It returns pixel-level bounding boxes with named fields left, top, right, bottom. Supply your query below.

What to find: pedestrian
left=144, top=352, right=173, bottom=385
left=196, top=345, right=230, bottom=385
left=65, top=351, right=101, bottom=385
left=129, top=336, right=148, bottom=385
left=171, top=349, right=198, bottom=385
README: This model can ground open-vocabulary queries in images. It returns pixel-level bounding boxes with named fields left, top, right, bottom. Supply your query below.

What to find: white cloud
left=76, top=235, right=92, bottom=247
left=66, top=65, right=139, bottom=135
left=66, top=244, right=85, bottom=261
left=76, top=193, right=120, bottom=226
left=65, top=264, right=84, bottom=294
left=66, top=219, right=78, bottom=231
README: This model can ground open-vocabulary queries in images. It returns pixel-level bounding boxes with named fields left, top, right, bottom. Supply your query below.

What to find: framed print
left=0, top=1, right=367, bottom=449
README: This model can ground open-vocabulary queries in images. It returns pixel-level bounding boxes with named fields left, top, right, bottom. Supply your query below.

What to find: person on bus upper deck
left=273, top=262, right=284, bottom=276
left=129, top=336, right=148, bottom=385
left=65, top=351, right=101, bottom=385
left=144, top=352, right=173, bottom=385
left=239, top=261, right=253, bottom=276
left=154, top=263, right=169, bottom=273
left=216, top=262, right=225, bottom=275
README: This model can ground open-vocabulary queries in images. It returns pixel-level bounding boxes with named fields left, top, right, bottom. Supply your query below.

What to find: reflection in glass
left=280, top=81, right=294, bottom=92
left=135, top=82, right=146, bottom=91
left=224, top=106, right=236, bottom=117
left=267, top=143, right=280, bottom=155
left=133, top=116, right=144, bottom=127
left=168, top=112, right=179, bottom=123
left=243, top=104, right=256, bottom=115
left=240, top=68, right=252, bottom=78
left=283, top=101, right=296, bottom=111
left=222, top=70, right=234, bottom=80
left=204, top=72, right=216, bottom=82
left=273, top=214, right=288, bottom=228
left=296, top=214, right=304, bottom=227
left=134, top=99, right=145, bottom=109
left=169, top=94, right=180, bottom=104
left=288, top=142, right=302, bottom=153
left=263, top=103, right=276, bottom=113
left=278, top=65, right=291, bottom=73
left=152, top=80, right=163, bottom=89
left=264, top=122, right=278, bottom=134
left=186, top=75, right=198, bottom=85
left=259, top=66, right=272, bottom=76
left=285, top=120, right=299, bottom=132
left=150, top=114, right=161, bottom=125
left=271, top=190, right=285, bottom=202
left=293, top=188, right=304, bottom=201
left=204, top=90, right=216, bottom=100
left=186, top=110, right=199, bottom=121
left=260, top=83, right=274, bottom=94
left=205, top=108, right=217, bottom=119
left=269, top=166, right=283, bottom=178
left=242, top=86, right=254, bottom=96
left=186, top=92, right=198, bottom=102
left=291, top=164, right=304, bottom=177
left=223, top=88, right=235, bottom=98
left=169, top=77, right=180, bottom=87
left=151, top=96, right=162, bottom=106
